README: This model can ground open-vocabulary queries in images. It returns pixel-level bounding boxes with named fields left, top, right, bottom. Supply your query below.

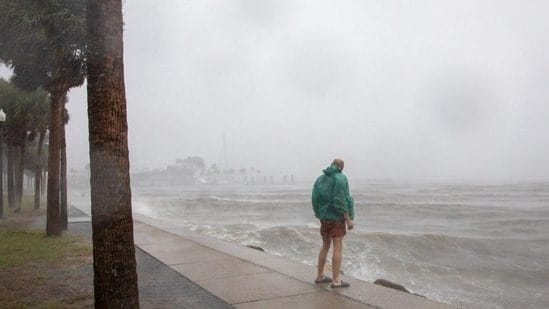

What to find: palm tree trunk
left=34, top=130, right=45, bottom=209
left=46, top=90, right=63, bottom=236
left=86, top=0, right=139, bottom=306
left=0, top=128, right=4, bottom=219
left=13, top=145, right=20, bottom=211
left=60, top=121, right=67, bottom=230
left=41, top=169, right=46, bottom=195
left=15, top=142, right=26, bottom=212
left=7, top=144, right=15, bottom=209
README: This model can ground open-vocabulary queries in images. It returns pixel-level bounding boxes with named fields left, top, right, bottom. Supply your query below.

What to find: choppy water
left=129, top=181, right=549, bottom=308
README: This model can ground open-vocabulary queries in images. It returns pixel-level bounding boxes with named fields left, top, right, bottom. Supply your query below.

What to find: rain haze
left=28, top=0, right=547, bottom=183
left=2, top=2, right=549, bottom=308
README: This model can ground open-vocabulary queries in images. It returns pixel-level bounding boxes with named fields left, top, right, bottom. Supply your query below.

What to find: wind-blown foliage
left=0, top=0, right=86, bottom=236
left=0, top=79, right=48, bottom=155
left=0, top=0, right=86, bottom=92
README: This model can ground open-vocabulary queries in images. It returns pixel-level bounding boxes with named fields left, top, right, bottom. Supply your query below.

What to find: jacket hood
left=323, top=164, right=341, bottom=176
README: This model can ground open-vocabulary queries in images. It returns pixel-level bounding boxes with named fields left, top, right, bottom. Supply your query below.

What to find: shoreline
left=70, top=200, right=453, bottom=307
left=131, top=212, right=453, bottom=308
left=70, top=194, right=453, bottom=308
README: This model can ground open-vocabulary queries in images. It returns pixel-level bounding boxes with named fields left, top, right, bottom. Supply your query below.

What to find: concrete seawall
left=132, top=213, right=454, bottom=309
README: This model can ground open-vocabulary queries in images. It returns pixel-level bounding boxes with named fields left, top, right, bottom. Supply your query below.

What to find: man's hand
left=346, top=220, right=354, bottom=230
left=343, top=213, right=354, bottom=230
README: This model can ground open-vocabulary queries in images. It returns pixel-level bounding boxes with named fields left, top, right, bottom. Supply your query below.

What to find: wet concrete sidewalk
left=132, top=214, right=454, bottom=309
left=68, top=208, right=231, bottom=308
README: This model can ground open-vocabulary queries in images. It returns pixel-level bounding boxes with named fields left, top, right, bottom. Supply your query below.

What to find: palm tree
left=0, top=79, right=20, bottom=211
left=0, top=0, right=86, bottom=236
left=86, top=0, right=139, bottom=305
left=0, top=79, right=48, bottom=212
left=27, top=93, right=50, bottom=210
left=59, top=106, right=70, bottom=229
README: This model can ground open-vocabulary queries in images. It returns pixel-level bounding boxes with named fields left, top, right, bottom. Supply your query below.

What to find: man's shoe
left=330, top=281, right=350, bottom=288
left=314, top=276, right=333, bottom=284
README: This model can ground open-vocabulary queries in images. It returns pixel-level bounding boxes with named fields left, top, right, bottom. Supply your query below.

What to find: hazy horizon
left=2, top=1, right=549, bottom=183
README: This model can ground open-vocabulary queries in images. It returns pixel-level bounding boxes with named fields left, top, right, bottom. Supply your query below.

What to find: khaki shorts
left=320, top=220, right=346, bottom=238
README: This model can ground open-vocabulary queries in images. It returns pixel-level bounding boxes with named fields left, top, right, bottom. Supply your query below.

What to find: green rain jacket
left=312, top=164, right=354, bottom=221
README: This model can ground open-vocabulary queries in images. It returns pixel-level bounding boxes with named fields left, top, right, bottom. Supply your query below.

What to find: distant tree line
left=134, top=157, right=274, bottom=186
left=135, top=156, right=206, bottom=185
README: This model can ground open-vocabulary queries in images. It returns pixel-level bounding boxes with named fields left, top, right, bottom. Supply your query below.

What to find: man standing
left=312, top=158, right=354, bottom=288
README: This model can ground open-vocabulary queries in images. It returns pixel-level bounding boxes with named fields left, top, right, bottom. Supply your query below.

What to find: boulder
left=373, top=279, right=426, bottom=298
left=374, top=279, right=410, bottom=292
left=246, top=245, right=265, bottom=252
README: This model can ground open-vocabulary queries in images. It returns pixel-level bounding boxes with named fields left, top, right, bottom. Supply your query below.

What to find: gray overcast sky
left=3, top=0, right=549, bottom=182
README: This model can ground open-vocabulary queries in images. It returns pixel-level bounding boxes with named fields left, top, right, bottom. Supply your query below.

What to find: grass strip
left=0, top=228, right=91, bottom=269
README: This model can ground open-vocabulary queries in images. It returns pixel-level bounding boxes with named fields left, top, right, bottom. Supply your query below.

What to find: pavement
left=69, top=206, right=454, bottom=309
left=68, top=208, right=231, bottom=308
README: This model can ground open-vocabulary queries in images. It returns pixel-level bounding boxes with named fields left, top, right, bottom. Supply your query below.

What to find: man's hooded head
left=332, top=158, right=344, bottom=171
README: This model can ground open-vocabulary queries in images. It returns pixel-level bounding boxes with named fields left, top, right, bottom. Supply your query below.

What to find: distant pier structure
left=241, top=171, right=296, bottom=185
left=282, top=175, right=295, bottom=185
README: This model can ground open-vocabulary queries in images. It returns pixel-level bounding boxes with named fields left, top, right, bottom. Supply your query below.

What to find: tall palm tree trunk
left=34, top=130, right=45, bottom=209
left=15, top=142, right=26, bottom=212
left=13, top=145, right=20, bottom=211
left=7, top=145, right=15, bottom=209
left=60, top=120, right=67, bottom=230
left=42, top=169, right=46, bottom=195
left=46, top=90, right=63, bottom=236
left=86, top=0, right=139, bottom=306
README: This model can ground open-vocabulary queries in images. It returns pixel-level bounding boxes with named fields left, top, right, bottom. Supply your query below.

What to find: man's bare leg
left=316, top=234, right=331, bottom=281
left=332, top=236, right=343, bottom=285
